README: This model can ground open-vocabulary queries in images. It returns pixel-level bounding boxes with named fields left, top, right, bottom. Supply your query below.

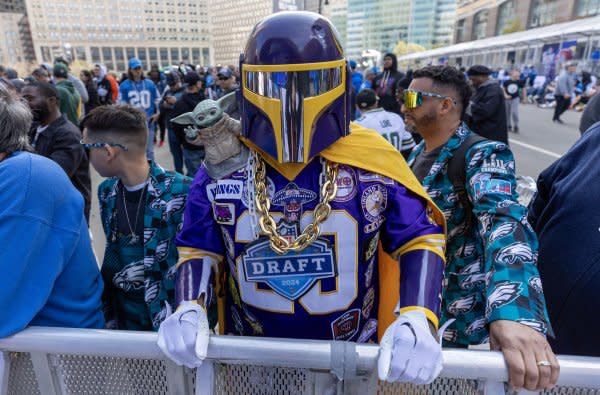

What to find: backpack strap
left=447, top=134, right=487, bottom=233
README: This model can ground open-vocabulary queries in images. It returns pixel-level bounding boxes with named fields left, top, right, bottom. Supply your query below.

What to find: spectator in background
left=80, top=70, right=100, bottom=115
left=355, top=88, right=415, bottom=159
left=579, top=86, right=600, bottom=134
left=406, top=66, right=558, bottom=392
left=0, top=65, right=5, bottom=78
left=529, top=121, right=600, bottom=357
left=465, top=65, right=508, bottom=144
left=503, top=69, right=527, bottom=134
left=160, top=70, right=186, bottom=174
left=81, top=105, right=191, bottom=331
left=170, top=72, right=206, bottom=177
left=216, top=67, right=239, bottom=120
left=52, top=63, right=82, bottom=126
left=359, top=67, right=377, bottom=91
left=0, top=83, right=103, bottom=337
left=32, top=67, right=51, bottom=83
left=349, top=59, right=363, bottom=93
left=118, top=58, right=160, bottom=160
left=21, top=82, right=92, bottom=222
left=94, top=64, right=118, bottom=104
left=54, top=57, right=89, bottom=107
left=148, top=66, right=167, bottom=146
left=374, top=53, right=404, bottom=114
left=553, top=63, right=576, bottom=124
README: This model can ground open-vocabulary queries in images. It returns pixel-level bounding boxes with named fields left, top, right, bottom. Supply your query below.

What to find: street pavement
left=89, top=104, right=583, bottom=261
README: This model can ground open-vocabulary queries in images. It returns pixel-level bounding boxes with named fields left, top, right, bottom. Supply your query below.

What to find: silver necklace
left=122, top=182, right=146, bottom=245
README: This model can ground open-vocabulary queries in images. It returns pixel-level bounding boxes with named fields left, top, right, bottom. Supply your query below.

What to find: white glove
left=378, top=310, right=444, bottom=384
left=157, top=301, right=210, bottom=368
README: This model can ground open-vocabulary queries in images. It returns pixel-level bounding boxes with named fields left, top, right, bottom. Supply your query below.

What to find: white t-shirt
left=355, top=108, right=415, bottom=154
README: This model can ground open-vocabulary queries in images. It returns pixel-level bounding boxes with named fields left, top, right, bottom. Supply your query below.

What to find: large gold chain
left=253, top=157, right=338, bottom=254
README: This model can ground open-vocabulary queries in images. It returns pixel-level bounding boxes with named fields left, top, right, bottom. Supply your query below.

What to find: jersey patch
left=241, top=237, right=336, bottom=301
left=333, top=165, right=357, bottom=202
left=272, top=183, right=317, bottom=222
left=331, top=309, right=361, bottom=341
left=207, top=180, right=244, bottom=202
left=362, top=287, right=375, bottom=319
left=357, top=318, right=378, bottom=343
left=213, top=202, right=235, bottom=225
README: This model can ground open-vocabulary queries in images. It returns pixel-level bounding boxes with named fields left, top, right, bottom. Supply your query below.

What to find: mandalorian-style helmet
left=239, top=11, right=351, bottom=164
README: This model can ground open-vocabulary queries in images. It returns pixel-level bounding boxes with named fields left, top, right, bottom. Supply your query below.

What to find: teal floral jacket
left=98, top=162, right=192, bottom=331
left=408, top=124, right=552, bottom=346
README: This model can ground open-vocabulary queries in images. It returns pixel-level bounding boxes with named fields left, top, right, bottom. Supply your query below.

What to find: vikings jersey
left=176, top=158, right=444, bottom=342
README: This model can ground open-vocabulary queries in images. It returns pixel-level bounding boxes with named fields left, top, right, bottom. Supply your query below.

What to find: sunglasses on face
left=80, top=140, right=129, bottom=151
left=218, top=76, right=230, bottom=81
left=403, top=89, right=457, bottom=109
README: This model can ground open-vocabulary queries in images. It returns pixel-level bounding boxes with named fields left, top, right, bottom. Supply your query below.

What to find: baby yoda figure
left=171, top=91, right=249, bottom=179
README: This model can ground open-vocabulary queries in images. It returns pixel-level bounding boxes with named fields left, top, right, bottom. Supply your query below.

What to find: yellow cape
left=240, top=123, right=446, bottom=340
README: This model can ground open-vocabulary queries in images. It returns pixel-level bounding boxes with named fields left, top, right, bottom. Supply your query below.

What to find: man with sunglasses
left=405, top=66, right=558, bottom=392
left=118, top=58, right=160, bottom=161
left=215, top=67, right=240, bottom=120
left=81, top=105, right=191, bottom=332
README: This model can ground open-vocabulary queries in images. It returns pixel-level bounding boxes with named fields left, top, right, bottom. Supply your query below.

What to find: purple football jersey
left=176, top=158, right=442, bottom=342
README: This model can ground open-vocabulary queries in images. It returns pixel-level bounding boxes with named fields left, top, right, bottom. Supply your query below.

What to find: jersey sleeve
left=465, top=141, right=552, bottom=335
left=381, top=182, right=446, bottom=327
left=175, top=169, right=225, bottom=265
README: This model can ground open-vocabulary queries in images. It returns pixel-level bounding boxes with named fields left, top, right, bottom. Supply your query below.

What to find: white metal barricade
left=1, top=327, right=599, bottom=395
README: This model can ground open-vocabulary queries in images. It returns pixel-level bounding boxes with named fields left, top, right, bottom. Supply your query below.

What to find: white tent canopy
left=399, top=16, right=600, bottom=62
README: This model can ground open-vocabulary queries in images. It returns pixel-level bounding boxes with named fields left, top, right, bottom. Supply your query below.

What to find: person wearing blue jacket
left=118, top=58, right=160, bottom=160
left=0, top=82, right=104, bottom=337
left=528, top=121, right=600, bottom=357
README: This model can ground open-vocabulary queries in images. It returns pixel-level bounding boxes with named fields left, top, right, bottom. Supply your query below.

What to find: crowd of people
left=1, top=10, right=599, bottom=392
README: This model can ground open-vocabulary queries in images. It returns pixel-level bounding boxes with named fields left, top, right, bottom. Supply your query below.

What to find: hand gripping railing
left=0, top=327, right=599, bottom=395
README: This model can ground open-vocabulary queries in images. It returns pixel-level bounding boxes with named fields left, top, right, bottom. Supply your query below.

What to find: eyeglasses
left=218, top=76, right=230, bottom=81
left=80, top=140, right=129, bottom=151
left=403, top=89, right=457, bottom=109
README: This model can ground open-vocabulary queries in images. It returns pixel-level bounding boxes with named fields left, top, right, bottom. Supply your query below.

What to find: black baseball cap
left=165, top=71, right=180, bottom=86
left=183, top=72, right=201, bottom=86
left=467, top=65, right=492, bottom=76
left=356, top=89, right=379, bottom=108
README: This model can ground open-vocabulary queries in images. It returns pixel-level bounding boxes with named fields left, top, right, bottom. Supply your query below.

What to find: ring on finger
left=536, top=360, right=552, bottom=367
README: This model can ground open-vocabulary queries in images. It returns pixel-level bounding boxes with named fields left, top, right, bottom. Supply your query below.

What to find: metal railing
left=1, top=327, right=599, bottom=395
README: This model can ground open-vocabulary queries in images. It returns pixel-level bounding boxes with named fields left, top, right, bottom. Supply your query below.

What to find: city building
left=0, top=12, right=26, bottom=66
left=323, top=0, right=348, bottom=49
left=335, top=0, right=456, bottom=61
left=24, top=0, right=212, bottom=72
left=0, top=0, right=26, bottom=13
left=455, top=0, right=600, bottom=43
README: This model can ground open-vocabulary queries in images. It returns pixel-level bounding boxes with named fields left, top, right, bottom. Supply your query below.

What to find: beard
left=404, top=108, right=437, bottom=134
left=30, top=104, right=50, bottom=122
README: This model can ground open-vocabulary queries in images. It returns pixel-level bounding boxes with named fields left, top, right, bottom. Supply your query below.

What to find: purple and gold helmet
left=240, top=11, right=351, bottom=164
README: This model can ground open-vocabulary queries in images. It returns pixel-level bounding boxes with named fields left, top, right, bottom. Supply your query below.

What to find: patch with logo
left=241, top=177, right=275, bottom=208
left=241, top=306, right=264, bottom=335
left=362, top=184, right=388, bottom=221
left=331, top=309, right=361, bottom=341
left=364, top=232, right=380, bottom=261
left=231, top=306, right=245, bottom=335
left=213, top=202, right=235, bottom=225
left=221, top=226, right=235, bottom=259
left=364, top=257, right=375, bottom=288
left=470, top=173, right=512, bottom=201
left=357, top=319, right=378, bottom=343
left=480, top=154, right=514, bottom=175
left=362, top=287, right=375, bottom=319
left=333, top=166, right=357, bottom=202
left=272, top=183, right=317, bottom=223
left=276, top=220, right=300, bottom=243
left=242, top=236, right=336, bottom=300
left=364, top=218, right=385, bottom=234
left=206, top=180, right=244, bottom=202
left=358, top=170, right=394, bottom=185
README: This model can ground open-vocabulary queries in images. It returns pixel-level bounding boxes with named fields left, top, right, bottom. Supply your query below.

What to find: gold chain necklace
left=253, top=156, right=339, bottom=254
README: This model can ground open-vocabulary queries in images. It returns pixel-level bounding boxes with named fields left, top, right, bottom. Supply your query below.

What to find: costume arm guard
left=398, top=249, right=444, bottom=329
left=174, top=254, right=218, bottom=307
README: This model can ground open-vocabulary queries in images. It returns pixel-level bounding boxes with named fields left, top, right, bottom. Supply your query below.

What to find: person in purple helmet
left=158, top=12, right=448, bottom=385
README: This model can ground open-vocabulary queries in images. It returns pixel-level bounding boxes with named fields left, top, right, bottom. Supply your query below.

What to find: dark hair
left=27, top=81, right=59, bottom=100
left=82, top=105, right=148, bottom=150
left=413, top=66, right=472, bottom=118
left=80, top=69, right=94, bottom=87
left=32, top=67, right=49, bottom=78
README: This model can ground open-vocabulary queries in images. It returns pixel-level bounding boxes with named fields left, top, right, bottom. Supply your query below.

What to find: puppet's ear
left=171, top=112, right=195, bottom=125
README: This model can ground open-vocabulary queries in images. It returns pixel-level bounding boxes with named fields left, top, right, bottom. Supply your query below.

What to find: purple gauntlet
left=175, top=258, right=214, bottom=307
left=399, top=250, right=444, bottom=319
